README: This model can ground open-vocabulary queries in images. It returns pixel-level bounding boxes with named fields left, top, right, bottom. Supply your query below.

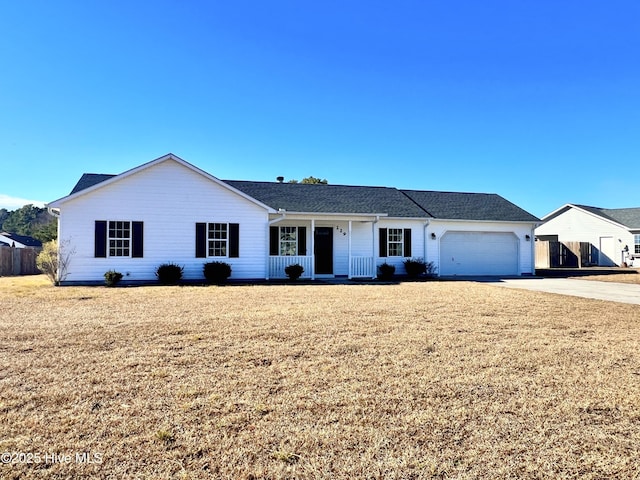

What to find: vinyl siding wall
left=375, top=220, right=426, bottom=275
left=57, top=160, right=269, bottom=283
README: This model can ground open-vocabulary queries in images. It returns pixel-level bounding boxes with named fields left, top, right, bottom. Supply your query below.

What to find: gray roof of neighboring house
left=70, top=174, right=116, bottom=194
left=224, top=181, right=428, bottom=218
left=575, top=205, right=640, bottom=229
left=0, top=232, right=42, bottom=247
left=64, top=170, right=540, bottom=222
left=401, top=190, right=540, bottom=222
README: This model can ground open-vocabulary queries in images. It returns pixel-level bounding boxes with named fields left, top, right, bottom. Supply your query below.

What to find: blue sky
left=1, top=1, right=638, bottom=218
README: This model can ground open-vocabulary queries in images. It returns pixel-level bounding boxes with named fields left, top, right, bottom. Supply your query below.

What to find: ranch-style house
left=46, top=154, right=540, bottom=284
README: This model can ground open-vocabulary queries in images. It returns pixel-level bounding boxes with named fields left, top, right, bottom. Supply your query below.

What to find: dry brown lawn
left=1, top=275, right=639, bottom=479
left=570, top=270, right=640, bottom=285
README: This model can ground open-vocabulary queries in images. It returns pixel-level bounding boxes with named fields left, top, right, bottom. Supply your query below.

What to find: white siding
left=376, top=220, right=427, bottom=275
left=536, top=208, right=633, bottom=266
left=58, top=159, right=269, bottom=283
left=350, top=221, right=376, bottom=257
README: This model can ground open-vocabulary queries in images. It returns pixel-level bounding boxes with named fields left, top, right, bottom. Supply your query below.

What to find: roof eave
left=271, top=211, right=390, bottom=218
left=570, top=204, right=629, bottom=230
left=431, top=218, right=540, bottom=224
left=46, top=153, right=277, bottom=213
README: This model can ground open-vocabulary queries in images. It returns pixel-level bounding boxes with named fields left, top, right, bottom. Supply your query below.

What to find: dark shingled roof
left=224, top=181, right=428, bottom=218
left=70, top=174, right=116, bottom=194
left=574, top=205, right=640, bottom=229
left=402, top=190, right=540, bottom=222
left=66, top=170, right=540, bottom=222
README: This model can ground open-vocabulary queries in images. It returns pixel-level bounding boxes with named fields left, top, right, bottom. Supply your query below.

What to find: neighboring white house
left=535, top=204, right=640, bottom=267
left=46, top=153, right=540, bottom=284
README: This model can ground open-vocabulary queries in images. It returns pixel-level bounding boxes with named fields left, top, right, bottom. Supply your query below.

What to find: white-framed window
left=635, top=234, right=640, bottom=254
left=387, top=228, right=404, bottom=257
left=280, top=226, right=298, bottom=256
left=208, top=223, right=228, bottom=257
left=108, top=221, right=131, bottom=257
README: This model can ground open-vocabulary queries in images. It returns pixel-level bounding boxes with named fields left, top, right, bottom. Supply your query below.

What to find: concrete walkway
left=478, top=277, right=640, bottom=305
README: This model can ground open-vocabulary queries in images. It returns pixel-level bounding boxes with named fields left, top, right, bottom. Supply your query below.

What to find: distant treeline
left=0, top=205, right=57, bottom=242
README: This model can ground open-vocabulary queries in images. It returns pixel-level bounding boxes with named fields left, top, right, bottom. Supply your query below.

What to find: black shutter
left=132, top=222, right=144, bottom=258
left=403, top=228, right=412, bottom=257
left=95, top=221, right=107, bottom=258
left=269, top=226, right=279, bottom=256
left=229, top=223, right=239, bottom=258
left=379, top=228, right=388, bottom=257
left=195, top=223, right=207, bottom=258
left=298, top=226, right=307, bottom=255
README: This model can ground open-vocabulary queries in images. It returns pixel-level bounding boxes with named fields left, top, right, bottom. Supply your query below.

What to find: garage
left=439, top=231, right=519, bottom=276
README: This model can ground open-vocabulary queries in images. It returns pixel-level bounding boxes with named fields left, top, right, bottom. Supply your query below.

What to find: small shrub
left=284, top=263, right=304, bottom=281
left=403, top=257, right=437, bottom=278
left=424, top=261, right=438, bottom=278
left=36, top=239, right=75, bottom=285
left=156, top=263, right=183, bottom=285
left=36, top=240, right=58, bottom=285
left=203, top=261, right=232, bottom=284
left=403, top=258, right=427, bottom=278
left=378, top=262, right=396, bottom=281
left=104, top=270, right=123, bottom=287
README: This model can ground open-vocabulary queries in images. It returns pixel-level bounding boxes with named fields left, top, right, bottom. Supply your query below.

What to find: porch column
left=372, top=220, right=376, bottom=278
left=348, top=220, right=352, bottom=279
left=310, top=219, right=315, bottom=280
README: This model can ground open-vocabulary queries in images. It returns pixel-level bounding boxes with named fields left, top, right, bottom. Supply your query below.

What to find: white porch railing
left=350, top=256, right=375, bottom=278
left=269, top=256, right=313, bottom=279
left=268, top=255, right=376, bottom=279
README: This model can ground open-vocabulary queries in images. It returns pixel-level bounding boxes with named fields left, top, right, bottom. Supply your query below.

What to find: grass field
left=1, top=275, right=639, bottom=479
left=570, top=272, right=640, bottom=284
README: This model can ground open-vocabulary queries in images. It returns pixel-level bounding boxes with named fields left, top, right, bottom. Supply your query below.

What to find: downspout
left=531, top=223, right=539, bottom=275
left=423, top=219, right=430, bottom=265
left=266, top=210, right=286, bottom=280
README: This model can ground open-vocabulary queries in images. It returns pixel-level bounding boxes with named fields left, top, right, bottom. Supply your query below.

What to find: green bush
left=104, top=270, right=124, bottom=287
left=156, top=263, right=184, bottom=285
left=203, top=261, right=232, bottom=284
left=284, top=263, right=304, bottom=281
left=377, top=262, right=396, bottom=281
left=403, top=258, right=427, bottom=278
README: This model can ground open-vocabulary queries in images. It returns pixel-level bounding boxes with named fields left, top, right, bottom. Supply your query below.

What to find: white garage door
left=440, top=231, right=519, bottom=276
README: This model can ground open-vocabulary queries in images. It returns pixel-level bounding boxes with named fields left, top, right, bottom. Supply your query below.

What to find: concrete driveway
left=477, top=277, right=640, bottom=305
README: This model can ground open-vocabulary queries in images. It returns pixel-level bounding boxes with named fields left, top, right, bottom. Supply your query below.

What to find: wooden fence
left=535, top=241, right=596, bottom=269
left=0, top=246, right=41, bottom=276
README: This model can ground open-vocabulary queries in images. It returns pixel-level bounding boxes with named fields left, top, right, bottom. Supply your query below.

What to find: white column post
left=372, top=219, right=377, bottom=278
left=310, top=219, right=315, bottom=280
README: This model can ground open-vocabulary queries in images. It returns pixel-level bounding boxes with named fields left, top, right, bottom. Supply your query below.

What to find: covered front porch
left=266, top=214, right=383, bottom=280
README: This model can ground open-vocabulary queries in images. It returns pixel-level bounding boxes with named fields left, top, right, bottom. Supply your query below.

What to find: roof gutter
left=47, top=206, right=60, bottom=218
left=268, top=209, right=287, bottom=225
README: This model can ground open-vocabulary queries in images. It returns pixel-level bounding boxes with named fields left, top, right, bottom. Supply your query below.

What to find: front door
left=314, top=227, right=333, bottom=275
